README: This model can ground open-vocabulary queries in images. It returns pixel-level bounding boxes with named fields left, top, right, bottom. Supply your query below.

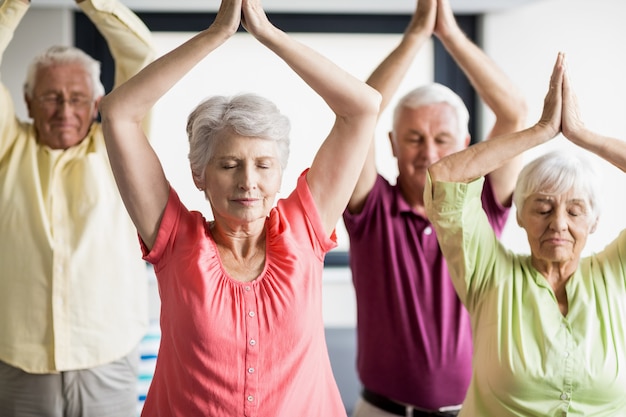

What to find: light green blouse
left=425, top=176, right=626, bottom=417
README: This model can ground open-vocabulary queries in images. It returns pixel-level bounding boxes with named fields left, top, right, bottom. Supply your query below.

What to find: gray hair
left=23, top=45, right=105, bottom=99
left=187, top=93, right=291, bottom=189
left=514, top=150, right=601, bottom=220
left=393, top=83, right=470, bottom=141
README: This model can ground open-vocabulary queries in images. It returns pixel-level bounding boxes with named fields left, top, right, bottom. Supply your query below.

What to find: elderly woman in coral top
left=99, top=0, right=381, bottom=416
left=425, top=52, right=626, bottom=416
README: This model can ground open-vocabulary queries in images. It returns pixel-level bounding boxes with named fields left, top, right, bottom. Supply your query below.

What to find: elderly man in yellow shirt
left=0, top=0, right=155, bottom=416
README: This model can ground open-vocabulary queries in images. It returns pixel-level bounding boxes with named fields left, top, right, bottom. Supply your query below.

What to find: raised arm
left=76, top=0, right=155, bottom=89
left=348, top=0, right=436, bottom=213
left=434, top=0, right=527, bottom=204
left=99, top=0, right=242, bottom=250
left=428, top=53, right=564, bottom=187
left=0, top=0, right=29, bottom=159
left=561, top=64, right=626, bottom=172
left=242, top=0, right=381, bottom=235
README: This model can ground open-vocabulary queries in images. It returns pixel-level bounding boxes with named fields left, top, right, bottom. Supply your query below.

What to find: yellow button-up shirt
left=0, top=0, right=155, bottom=373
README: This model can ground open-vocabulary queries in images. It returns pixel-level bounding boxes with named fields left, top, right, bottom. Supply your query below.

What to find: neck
left=398, top=181, right=427, bottom=217
left=210, top=221, right=266, bottom=259
left=531, top=257, right=578, bottom=289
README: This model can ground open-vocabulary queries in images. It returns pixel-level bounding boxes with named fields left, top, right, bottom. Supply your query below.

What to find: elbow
left=342, top=87, right=381, bottom=127
left=367, top=88, right=383, bottom=117
left=359, top=88, right=383, bottom=125
left=513, top=97, right=529, bottom=127
left=503, top=91, right=529, bottom=130
left=427, top=162, right=443, bottom=183
left=98, top=92, right=139, bottom=127
left=98, top=93, right=118, bottom=124
left=352, top=87, right=382, bottom=120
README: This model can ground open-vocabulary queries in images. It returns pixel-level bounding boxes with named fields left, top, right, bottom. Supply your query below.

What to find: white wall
left=4, top=0, right=626, bottom=327
left=483, top=0, right=626, bottom=256
left=29, top=0, right=542, bottom=14
left=145, top=31, right=432, bottom=328
left=3, top=8, right=72, bottom=118
left=148, top=31, right=432, bottom=253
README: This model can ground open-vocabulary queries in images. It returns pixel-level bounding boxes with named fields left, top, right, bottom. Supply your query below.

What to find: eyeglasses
left=34, top=95, right=94, bottom=110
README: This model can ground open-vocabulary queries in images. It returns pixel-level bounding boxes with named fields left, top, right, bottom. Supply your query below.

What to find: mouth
left=232, top=198, right=260, bottom=206
left=543, top=237, right=570, bottom=246
left=50, top=123, right=77, bottom=131
left=413, top=161, right=433, bottom=171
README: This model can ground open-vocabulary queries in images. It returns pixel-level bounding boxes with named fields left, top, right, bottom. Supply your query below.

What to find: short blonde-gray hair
left=186, top=93, right=291, bottom=189
left=23, top=45, right=104, bottom=99
left=514, top=150, right=601, bottom=220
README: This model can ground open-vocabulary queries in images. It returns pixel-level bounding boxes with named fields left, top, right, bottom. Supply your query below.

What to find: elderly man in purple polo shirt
left=343, top=0, right=527, bottom=416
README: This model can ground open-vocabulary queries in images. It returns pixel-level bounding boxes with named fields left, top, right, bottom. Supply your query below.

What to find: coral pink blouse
left=140, top=173, right=346, bottom=417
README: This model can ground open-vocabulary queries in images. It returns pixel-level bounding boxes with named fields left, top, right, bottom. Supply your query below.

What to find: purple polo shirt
left=343, top=174, right=509, bottom=409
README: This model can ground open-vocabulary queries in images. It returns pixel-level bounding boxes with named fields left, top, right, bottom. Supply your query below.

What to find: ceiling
left=34, top=0, right=544, bottom=14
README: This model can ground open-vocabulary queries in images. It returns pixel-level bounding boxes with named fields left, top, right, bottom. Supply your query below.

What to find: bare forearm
left=367, top=0, right=435, bottom=114
left=367, top=31, right=431, bottom=115
left=101, top=26, right=232, bottom=124
left=258, top=26, right=380, bottom=119
left=439, top=28, right=526, bottom=136
left=429, top=124, right=552, bottom=184
left=569, top=128, right=626, bottom=173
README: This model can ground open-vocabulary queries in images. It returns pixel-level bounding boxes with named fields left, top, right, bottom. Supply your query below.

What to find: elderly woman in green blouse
left=425, top=51, right=626, bottom=416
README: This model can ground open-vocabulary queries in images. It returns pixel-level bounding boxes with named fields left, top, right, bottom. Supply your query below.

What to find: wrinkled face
left=518, top=189, right=597, bottom=267
left=203, top=135, right=282, bottom=227
left=390, top=103, right=468, bottom=199
left=25, top=63, right=98, bottom=150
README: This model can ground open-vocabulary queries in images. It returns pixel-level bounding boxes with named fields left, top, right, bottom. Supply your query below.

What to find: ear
left=589, top=216, right=599, bottom=234
left=92, top=96, right=103, bottom=120
left=192, top=178, right=204, bottom=191
left=463, top=134, right=471, bottom=148
left=388, top=131, right=398, bottom=158
left=192, top=171, right=205, bottom=192
left=25, top=94, right=34, bottom=118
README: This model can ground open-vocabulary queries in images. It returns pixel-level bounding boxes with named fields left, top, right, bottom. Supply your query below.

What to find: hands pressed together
left=539, top=52, right=588, bottom=146
left=209, top=0, right=274, bottom=42
left=405, top=0, right=461, bottom=42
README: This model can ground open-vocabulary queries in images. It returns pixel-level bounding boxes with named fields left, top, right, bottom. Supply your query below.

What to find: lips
left=232, top=198, right=260, bottom=206
left=543, top=236, right=570, bottom=245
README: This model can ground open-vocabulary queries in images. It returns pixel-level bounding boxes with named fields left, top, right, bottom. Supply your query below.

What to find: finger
left=547, top=52, right=565, bottom=95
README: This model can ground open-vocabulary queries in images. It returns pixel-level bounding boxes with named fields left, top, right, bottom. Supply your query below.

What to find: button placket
left=243, top=285, right=260, bottom=415
left=559, top=318, right=573, bottom=408
left=51, top=169, right=71, bottom=367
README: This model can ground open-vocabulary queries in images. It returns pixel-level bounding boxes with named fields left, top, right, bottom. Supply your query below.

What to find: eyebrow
left=531, top=196, right=588, bottom=205
left=214, top=155, right=277, bottom=162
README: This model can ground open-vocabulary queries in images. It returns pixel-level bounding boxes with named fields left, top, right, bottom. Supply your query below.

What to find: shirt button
left=560, top=393, right=568, bottom=401
left=249, top=311, right=256, bottom=317
left=249, top=339, right=256, bottom=346
left=564, top=351, right=570, bottom=357
left=248, top=367, right=255, bottom=374
left=244, top=286, right=251, bottom=291
left=247, top=395, right=254, bottom=402
left=424, top=226, right=433, bottom=235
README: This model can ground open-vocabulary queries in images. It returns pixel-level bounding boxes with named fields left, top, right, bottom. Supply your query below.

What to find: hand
left=241, top=0, right=273, bottom=40
left=434, top=0, right=461, bottom=40
left=210, top=0, right=242, bottom=37
left=561, top=60, right=586, bottom=145
left=406, top=0, right=436, bottom=37
left=536, top=52, right=565, bottom=138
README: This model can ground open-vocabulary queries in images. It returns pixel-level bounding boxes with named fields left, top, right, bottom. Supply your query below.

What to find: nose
left=57, top=100, right=73, bottom=113
left=549, top=210, right=568, bottom=231
left=238, top=164, right=258, bottom=191
left=421, top=138, right=440, bottom=163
